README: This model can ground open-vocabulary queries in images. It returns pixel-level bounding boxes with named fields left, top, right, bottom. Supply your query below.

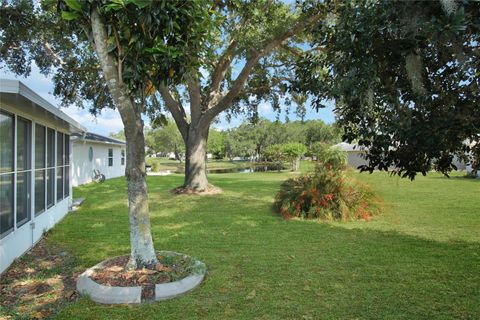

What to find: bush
left=281, top=143, right=307, bottom=171
left=273, top=146, right=381, bottom=221
left=264, top=143, right=308, bottom=171
left=146, top=158, right=162, bottom=172
left=264, top=144, right=285, bottom=171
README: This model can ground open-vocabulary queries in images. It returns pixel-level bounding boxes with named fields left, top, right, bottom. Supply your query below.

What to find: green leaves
left=296, top=0, right=480, bottom=179
left=127, top=0, right=153, bottom=9
left=60, top=0, right=85, bottom=21
left=61, top=10, right=79, bottom=21
left=64, top=0, right=82, bottom=12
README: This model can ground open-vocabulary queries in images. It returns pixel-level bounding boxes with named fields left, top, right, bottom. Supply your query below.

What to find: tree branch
left=158, top=83, right=189, bottom=140
left=202, top=12, right=323, bottom=124
left=208, top=39, right=237, bottom=106
left=281, top=43, right=325, bottom=57
left=43, top=41, right=66, bottom=66
left=187, top=74, right=202, bottom=126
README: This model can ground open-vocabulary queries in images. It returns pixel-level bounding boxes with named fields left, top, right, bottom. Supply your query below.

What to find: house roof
left=0, top=79, right=86, bottom=133
left=72, top=131, right=126, bottom=146
left=333, top=142, right=368, bottom=152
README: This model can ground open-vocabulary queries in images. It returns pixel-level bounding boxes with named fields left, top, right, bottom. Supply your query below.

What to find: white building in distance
left=71, top=132, right=126, bottom=186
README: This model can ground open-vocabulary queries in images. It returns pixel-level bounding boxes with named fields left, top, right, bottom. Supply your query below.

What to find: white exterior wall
left=466, top=164, right=480, bottom=177
left=72, top=141, right=126, bottom=186
left=0, top=103, right=75, bottom=275
left=346, top=151, right=369, bottom=169
left=0, top=199, right=70, bottom=274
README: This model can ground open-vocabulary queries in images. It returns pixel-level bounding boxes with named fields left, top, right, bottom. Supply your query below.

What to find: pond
left=147, top=164, right=285, bottom=176
left=205, top=165, right=283, bottom=174
left=169, top=165, right=285, bottom=174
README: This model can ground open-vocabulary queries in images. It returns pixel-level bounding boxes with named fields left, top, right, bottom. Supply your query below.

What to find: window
left=121, top=149, right=125, bottom=166
left=34, top=124, right=46, bottom=215
left=64, top=135, right=70, bottom=197
left=56, top=132, right=70, bottom=201
left=16, top=117, right=31, bottom=227
left=88, top=146, right=93, bottom=162
left=0, top=111, right=14, bottom=238
left=0, top=111, right=70, bottom=237
left=56, top=167, right=64, bottom=201
left=46, top=128, right=55, bottom=208
left=108, top=148, right=113, bottom=166
left=0, top=174, right=14, bottom=237
left=0, top=111, right=14, bottom=174
left=57, top=132, right=64, bottom=167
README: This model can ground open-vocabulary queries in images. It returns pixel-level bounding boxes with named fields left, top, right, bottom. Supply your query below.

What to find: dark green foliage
left=294, top=0, right=480, bottom=179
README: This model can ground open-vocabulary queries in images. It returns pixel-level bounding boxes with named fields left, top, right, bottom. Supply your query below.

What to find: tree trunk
left=184, top=127, right=209, bottom=190
left=125, top=125, right=158, bottom=269
left=90, top=9, right=157, bottom=269
left=173, top=144, right=182, bottom=163
left=293, top=157, right=300, bottom=171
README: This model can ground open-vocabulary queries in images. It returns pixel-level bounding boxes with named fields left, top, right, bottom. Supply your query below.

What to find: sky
left=0, top=63, right=336, bottom=136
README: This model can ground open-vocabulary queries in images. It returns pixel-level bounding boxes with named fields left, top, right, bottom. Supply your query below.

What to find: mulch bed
left=0, top=238, right=79, bottom=320
left=89, top=253, right=195, bottom=301
left=171, top=184, right=223, bottom=195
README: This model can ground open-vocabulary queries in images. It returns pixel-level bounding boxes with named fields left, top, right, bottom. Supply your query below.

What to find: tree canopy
left=294, top=0, right=480, bottom=179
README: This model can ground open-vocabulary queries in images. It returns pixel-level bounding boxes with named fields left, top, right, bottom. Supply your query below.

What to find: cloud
left=1, top=63, right=124, bottom=136
left=258, top=102, right=272, bottom=113
left=61, top=106, right=124, bottom=135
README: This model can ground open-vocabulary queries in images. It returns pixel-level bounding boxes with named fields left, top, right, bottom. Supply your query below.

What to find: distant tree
left=292, top=93, right=308, bottom=123
left=264, top=142, right=307, bottom=171
left=264, top=144, right=285, bottom=172
left=281, top=142, right=307, bottom=171
left=207, top=128, right=225, bottom=159
left=223, top=126, right=257, bottom=160
left=109, top=130, right=125, bottom=141
left=304, top=121, right=341, bottom=148
left=145, top=121, right=184, bottom=161
left=220, top=118, right=339, bottom=160
left=294, top=0, right=480, bottom=179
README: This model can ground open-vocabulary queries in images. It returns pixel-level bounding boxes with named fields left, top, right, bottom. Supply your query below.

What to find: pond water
left=206, top=165, right=283, bottom=174
left=168, top=165, right=283, bottom=174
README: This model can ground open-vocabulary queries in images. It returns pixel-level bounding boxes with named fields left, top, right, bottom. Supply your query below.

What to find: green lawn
left=44, top=171, right=479, bottom=319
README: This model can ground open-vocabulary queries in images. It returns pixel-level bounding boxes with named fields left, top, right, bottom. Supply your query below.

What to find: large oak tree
left=157, top=0, right=326, bottom=191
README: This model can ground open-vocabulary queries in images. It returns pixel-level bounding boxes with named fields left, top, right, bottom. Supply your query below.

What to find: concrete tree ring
left=76, top=251, right=207, bottom=304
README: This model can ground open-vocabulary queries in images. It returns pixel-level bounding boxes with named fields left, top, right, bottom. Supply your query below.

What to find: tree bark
left=293, top=157, right=300, bottom=171
left=124, top=125, right=157, bottom=269
left=91, top=9, right=157, bottom=269
left=183, top=126, right=209, bottom=190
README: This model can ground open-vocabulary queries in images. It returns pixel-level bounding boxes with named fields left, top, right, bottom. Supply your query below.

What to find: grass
left=8, top=168, right=480, bottom=319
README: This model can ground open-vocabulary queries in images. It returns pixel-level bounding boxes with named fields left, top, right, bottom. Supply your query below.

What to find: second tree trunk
left=184, top=127, right=209, bottom=190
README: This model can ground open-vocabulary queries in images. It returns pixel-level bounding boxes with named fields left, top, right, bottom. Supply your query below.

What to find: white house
left=333, top=142, right=468, bottom=171
left=0, top=79, right=86, bottom=274
left=333, top=142, right=369, bottom=168
left=71, top=132, right=126, bottom=186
